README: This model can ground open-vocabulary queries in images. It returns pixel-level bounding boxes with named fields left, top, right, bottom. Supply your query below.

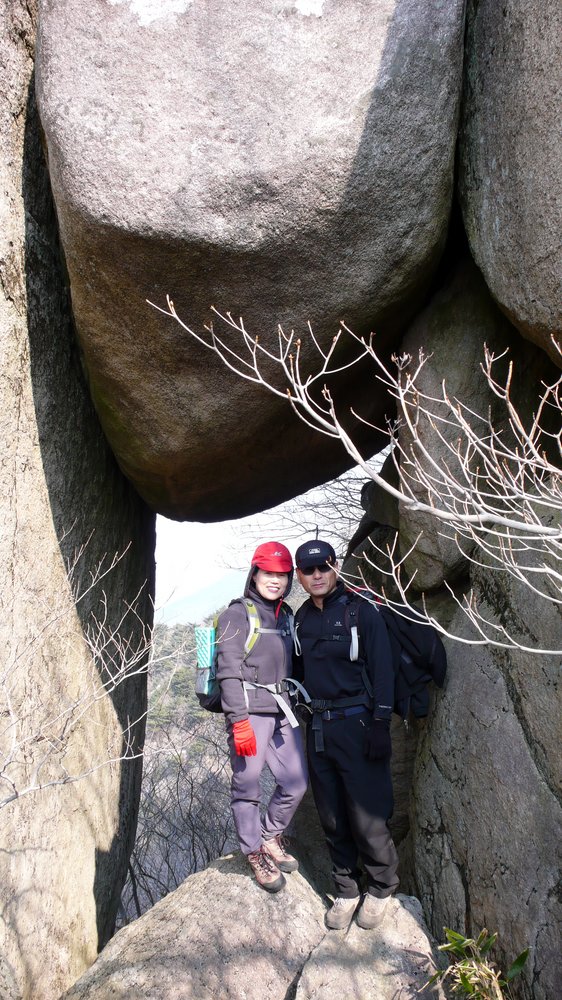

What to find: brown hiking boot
left=262, top=835, right=299, bottom=873
left=247, top=848, right=286, bottom=893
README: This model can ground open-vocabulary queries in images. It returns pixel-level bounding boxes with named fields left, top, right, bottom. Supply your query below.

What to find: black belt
left=318, top=705, right=368, bottom=722
left=310, top=695, right=372, bottom=752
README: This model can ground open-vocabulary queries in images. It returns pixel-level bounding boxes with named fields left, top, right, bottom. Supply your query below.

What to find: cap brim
left=297, top=558, right=334, bottom=570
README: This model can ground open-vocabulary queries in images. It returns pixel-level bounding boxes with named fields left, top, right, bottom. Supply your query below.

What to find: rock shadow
left=21, top=71, right=155, bottom=951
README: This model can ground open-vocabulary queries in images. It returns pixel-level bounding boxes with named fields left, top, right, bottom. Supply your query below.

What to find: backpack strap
left=282, top=601, right=296, bottom=645
left=345, top=597, right=360, bottom=662
left=237, top=598, right=298, bottom=722
left=238, top=598, right=294, bottom=655
left=242, top=677, right=309, bottom=728
left=239, top=598, right=263, bottom=656
left=340, top=591, right=365, bottom=662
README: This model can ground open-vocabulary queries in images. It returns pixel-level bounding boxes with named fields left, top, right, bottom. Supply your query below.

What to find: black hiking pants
left=306, top=710, right=399, bottom=899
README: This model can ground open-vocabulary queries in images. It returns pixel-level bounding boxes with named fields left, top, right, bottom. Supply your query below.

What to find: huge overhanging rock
left=35, top=0, right=466, bottom=519
left=61, top=854, right=447, bottom=1000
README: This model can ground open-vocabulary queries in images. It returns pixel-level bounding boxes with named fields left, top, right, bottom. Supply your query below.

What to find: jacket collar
left=324, top=580, right=347, bottom=605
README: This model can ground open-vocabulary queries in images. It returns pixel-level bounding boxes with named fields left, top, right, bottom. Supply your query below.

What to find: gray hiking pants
left=227, top=713, right=308, bottom=855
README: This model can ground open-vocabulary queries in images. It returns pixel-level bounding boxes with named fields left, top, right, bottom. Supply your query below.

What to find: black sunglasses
left=300, top=563, right=333, bottom=576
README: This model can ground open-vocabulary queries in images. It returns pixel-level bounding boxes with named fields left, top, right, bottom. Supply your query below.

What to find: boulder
left=459, top=0, right=562, bottom=363
left=409, top=540, right=562, bottom=1000
left=0, top=4, right=155, bottom=997
left=61, top=854, right=447, bottom=1000
left=343, top=256, right=559, bottom=595
left=344, top=472, right=399, bottom=561
left=35, top=0, right=466, bottom=519
left=398, top=256, right=559, bottom=591
left=296, top=894, right=447, bottom=1000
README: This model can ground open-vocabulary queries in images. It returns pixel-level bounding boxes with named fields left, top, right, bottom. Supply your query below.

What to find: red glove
left=232, top=719, right=257, bottom=756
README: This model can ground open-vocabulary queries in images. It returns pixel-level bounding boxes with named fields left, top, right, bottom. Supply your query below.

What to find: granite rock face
left=409, top=559, right=561, bottom=1000
left=459, top=0, right=562, bottom=362
left=347, top=255, right=559, bottom=595
left=4, top=3, right=561, bottom=999
left=295, top=894, right=447, bottom=1000
left=35, top=0, right=465, bottom=519
left=397, top=256, right=559, bottom=591
left=0, top=4, right=155, bottom=998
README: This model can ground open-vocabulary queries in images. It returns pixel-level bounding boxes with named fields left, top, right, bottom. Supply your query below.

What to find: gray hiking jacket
left=216, top=569, right=293, bottom=725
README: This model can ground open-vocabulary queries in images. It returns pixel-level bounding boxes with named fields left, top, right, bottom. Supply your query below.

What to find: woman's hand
left=232, top=719, right=257, bottom=756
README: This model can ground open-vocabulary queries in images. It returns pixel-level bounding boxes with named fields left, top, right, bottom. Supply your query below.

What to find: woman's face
left=253, top=569, right=289, bottom=601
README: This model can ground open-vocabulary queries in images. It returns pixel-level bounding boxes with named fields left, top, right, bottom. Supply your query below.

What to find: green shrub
left=424, top=928, right=529, bottom=999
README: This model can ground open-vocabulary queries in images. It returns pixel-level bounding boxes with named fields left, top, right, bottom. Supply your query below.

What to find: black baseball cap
left=295, top=539, right=337, bottom=570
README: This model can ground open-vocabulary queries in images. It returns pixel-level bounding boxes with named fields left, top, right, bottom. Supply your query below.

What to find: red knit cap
left=251, top=541, right=293, bottom=573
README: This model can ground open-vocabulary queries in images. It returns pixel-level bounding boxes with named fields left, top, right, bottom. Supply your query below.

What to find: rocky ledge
left=62, top=853, right=447, bottom=1000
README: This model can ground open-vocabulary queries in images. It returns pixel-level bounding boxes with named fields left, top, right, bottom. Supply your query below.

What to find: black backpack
left=344, top=592, right=447, bottom=721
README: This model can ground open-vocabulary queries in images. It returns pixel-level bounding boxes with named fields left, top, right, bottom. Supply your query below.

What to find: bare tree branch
left=0, top=541, right=164, bottom=807
left=154, top=300, right=561, bottom=652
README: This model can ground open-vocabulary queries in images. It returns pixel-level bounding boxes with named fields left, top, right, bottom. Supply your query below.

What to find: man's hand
left=363, top=719, right=392, bottom=760
left=232, top=719, right=257, bottom=756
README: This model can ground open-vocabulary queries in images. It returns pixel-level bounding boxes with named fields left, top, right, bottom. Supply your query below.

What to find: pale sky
left=154, top=515, right=253, bottom=616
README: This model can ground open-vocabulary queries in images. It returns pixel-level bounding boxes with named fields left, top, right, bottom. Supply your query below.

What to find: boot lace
left=332, top=896, right=358, bottom=909
left=251, top=848, right=277, bottom=875
left=273, top=835, right=291, bottom=859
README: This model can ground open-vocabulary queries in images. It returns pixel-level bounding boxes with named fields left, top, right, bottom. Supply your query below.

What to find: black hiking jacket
left=293, top=582, right=394, bottom=721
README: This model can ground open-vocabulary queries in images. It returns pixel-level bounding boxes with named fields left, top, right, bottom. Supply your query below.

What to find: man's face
left=297, top=561, right=339, bottom=603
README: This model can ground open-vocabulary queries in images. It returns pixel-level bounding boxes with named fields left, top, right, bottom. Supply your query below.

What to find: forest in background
left=118, top=620, right=236, bottom=924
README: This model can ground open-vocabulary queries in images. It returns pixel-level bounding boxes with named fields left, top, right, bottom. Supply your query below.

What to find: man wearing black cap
left=294, top=538, right=399, bottom=930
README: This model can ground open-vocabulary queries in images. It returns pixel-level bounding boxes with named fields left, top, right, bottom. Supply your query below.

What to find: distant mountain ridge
left=155, top=569, right=247, bottom=625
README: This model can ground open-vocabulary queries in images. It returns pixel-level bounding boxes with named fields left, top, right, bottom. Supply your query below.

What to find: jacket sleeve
left=215, top=602, right=250, bottom=724
left=361, top=603, right=395, bottom=721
